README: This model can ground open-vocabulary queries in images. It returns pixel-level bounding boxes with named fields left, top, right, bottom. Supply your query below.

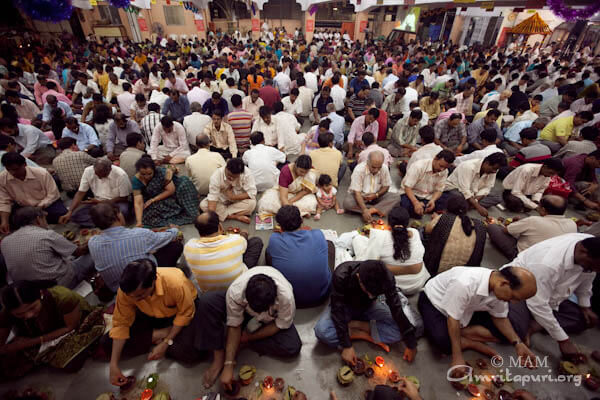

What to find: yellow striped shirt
left=184, top=234, right=247, bottom=292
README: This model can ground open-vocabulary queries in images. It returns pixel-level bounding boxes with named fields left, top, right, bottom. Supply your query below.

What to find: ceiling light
left=333, top=7, right=338, bottom=10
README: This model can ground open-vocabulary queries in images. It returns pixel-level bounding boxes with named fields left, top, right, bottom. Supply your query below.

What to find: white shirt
left=78, top=165, right=132, bottom=201
left=504, top=233, right=596, bottom=341
left=251, top=117, right=281, bottom=147
left=226, top=266, right=295, bottom=330
left=183, top=112, right=212, bottom=145
left=297, top=87, right=314, bottom=116
left=330, top=84, right=347, bottom=111
left=187, top=87, right=212, bottom=108
left=273, top=111, right=303, bottom=154
left=242, top=144, right=286, bottom=192
left=149, top=90, right=169, bottom=108
left=570, top=98, right=592, bottom=114
left=327, top=112, right=346, bottom=146
left=424, top=267, right=508, bottom=328
left=349, top=162, right=392, bottom=194
left=304, top=72, right=319, bottom=93
left=421, top=69, right=437, bottom=88
left=116, top=92, right=136, bottom=117
left=222, top=87, right=245, bottom=112
left=74, top=80, right=100, bottom=95
left=281, top=96, right=302, bottom=115
left=273, top=72, right=292, bottom=95
left=445, top=158, right=496, bottom=200
left=242, top=96, right=264, bottom=121
left=502, top=163, right=550, bottom=210
left=455, top=144, right=503, bottom=165
left=407, top=142, right=443, bottom=170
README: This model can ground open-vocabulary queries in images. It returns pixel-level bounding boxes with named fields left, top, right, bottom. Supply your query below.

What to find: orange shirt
left=247, top=74, right=264, bottom=92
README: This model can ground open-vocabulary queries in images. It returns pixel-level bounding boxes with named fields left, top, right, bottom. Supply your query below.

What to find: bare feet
left=461, top=337, right=498, bottom=358
left=228, top=215, right=251, bottom=224
left=203, top=350, right=225, bottom=388
left=151, top=328, right=170, bottom=344
left=349, top=327, right=391, bottom=353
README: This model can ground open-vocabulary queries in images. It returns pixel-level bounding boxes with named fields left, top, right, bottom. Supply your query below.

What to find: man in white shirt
left=73, top=72, right=100, bottom=102
left=418, top=267, right=538, bottom=372
left=149, top=116, right=191, bottom=165
left=405, top=127, right=443, bottom=170
left=242, top=90, right=264, bottom=121
left=185, top=134, right=226, bottom=195
left=272, top=102, right=305, bottom=155
left=59, top=158, right=132, bottom=227
left=221, top=78, right=245, bottom=112
left=273, top=66, right=291, bottom=97
left=325, top=103, right=345, bottom=147
left=116, top=82, right=136, bottom=117
left=505, top=234, right=600, bottom=359
left=105, top=73, right=127, bottom=102
left=183, top=102, right=213, bottom=147
left=251, top=106, right=281, bottom=148
left=296, top=77, right=314, bottom=119
left=330, top=75, right=347, bottom=112
left=243, top=131, right=286, bottom=192
left=303, top=65, right=318, bottom=93
left=149, top=88, right=170, bottom=109
left=281, top=88, right=303, bottom=117
left=444, top=153, right=506, bottom=217
left=187, top=82, right=212, bottom=107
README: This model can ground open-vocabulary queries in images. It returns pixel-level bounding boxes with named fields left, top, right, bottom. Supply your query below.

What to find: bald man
left=487, top=195, right=577, bottom=260
left=418, top=266, right=539, bottom=376
left=344, top=151, right=397, bottom=223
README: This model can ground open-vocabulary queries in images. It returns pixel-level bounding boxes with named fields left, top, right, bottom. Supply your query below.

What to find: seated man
left=251, top=106, right=280, bottom=148
left=220, top=267, right=302, bottom=390
left=399, top=150, right=455, bottom=218
left=444, top=152, right=506, bottom=217
left=1, top=206, right=93, bottom=289
left=506, top=234, right=600, bottom=359
left=62, top=117, right=102, bottom=154
left=242, top=131, right=286, bottom=192
left=0, top=118, right=55, bottom=165
left=0, top=135, right=39, bottom=172
left=539, top=111, right=594, bottom=154
left=502, top=117, right=548, bottom=157
left=343, top=151, right=396, bottom=223
left=405, top=126, right=443, bottom=171
left=185, top=134, right=226, bottom=195
left=105, top=260, right=226, bottom=388
left=488, top=195, right=577, bottom=260
left=357, top=132, right=392, bottom=167
left=88, top=203, right=184, bottom=295
left=59, top=158, right=132, bottom=227
left=563, top=150, right=600, bottom=211
left=346, top=108, right=379, bottom=159
left=267, top=205, right=332, bottom=308
left=184, top=211, right=263, bottom=292
left=119, top=132, right=146, bottom=178
left=466, top=109, right=502, bottom=152
left=502, top=158, right=563, bottom=213
left=387, top=109, right=421, bottom=158
left=149, top=116, right=191, bottom=165
left=52, top=137, right=96, bottom=196
left=203, top=109, right=237, bottom=159
left=434, top=113, right=466, bottom=155
left=454, top=128, right=504, bottom=165
left=200, top=158, right=257, bottom=224
left=556, top=126, right=598, bottom=159
left=314, top=260, right=419, bottom=363
left=107, top=113, right=141, bottom=160
left=309, top=132, right=345, bottom=187
left=162, top=89, right=191, bottom=123
left=0, top=153, right=67, bottom=233
left=418, top=266, right=537, bottom=371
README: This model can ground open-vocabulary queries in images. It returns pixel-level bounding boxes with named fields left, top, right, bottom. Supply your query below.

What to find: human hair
left=357, top=260, right=390, bottom=295
left=480, top=128, right=498, bottom=144
left=275, top=205, right=302, bottom=232
left=449, top=113, right=462, bottom=121
left=388, top=205, right=411, bottom=262
left=212, top=109, right=224, bottom=118
left=1, top=152, right=26, bottom=168
left=56, top=137, right=76, bottom=150
left=12, top=206, right=45, bottom=230
left=196, top=134, right=210, bottom=148
left=122, top=82, right=132, bottom=91
left=295, top=154, right=312, bottom=170
left=588, top=150, right=600, bottom=160
left=581, top=127, right=600, bottom=142
left=362, top=132, right=375, bottom=147
left=483, top=152, right=507, bottom=167
left=126, top=132, right=143, bottom=147
left=148, top=102, right=160, bottom=112
left=259, top=106, right=271, bottom=118
left=135, top=154, right=156, bottom=171
left=1, top=280, right=56, bottom=312
left=250, top=131, right=264, bottom=145
left=580, top=237, right=600, bottom=259
left=0, top=117, right=18, bottom=130
left=318, top=174, right=332, bottom=187
left=231, top=94, right=242, bottom=107
left=367, top=108, right=380, bottom=119
left=419, top=126, right=435, bottom=144
left=272, top=101, right=283, bottom=114
left=435, top=149, right=455, bottom=164
left=487, top=100, right=499, bottom=110
left=161, top=115, right=174, bottom=128
left=135, top=93, right=146, bottom=103
left=245, top=274, right=277, bottom=313
left=499, top=267, right=523, bottom=290
left=446, top=99, right=457, bottom=108
left=542, top=157, right=564, bottom=175
left=317, top=132, right=333, bottom=148
left=0, top=134, right=15, bottom=150
left=194, top=211, right=220, bottom=236
left=519, top=127, right=538, bottom=141
left=447, top=194, right=473, bottom=236
left=487, top=108, right=501, bottom=118
left=90, top=202, right=121, bottom=230
left=577, top=111, right=594, bottom=122
left=119, top=259, right=157, bottom=294
left=226, top=157, right=245, bottom=174
left=539, top=195, right=567, bottom=215
left=409, top=109, right=422, bottom=120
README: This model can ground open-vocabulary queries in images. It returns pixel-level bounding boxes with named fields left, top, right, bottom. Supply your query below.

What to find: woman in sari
left=257, top=155, right=318, bottom=217
left=132, top=155, right=199, bottom=228
left=0, top=281, right=104, bottom=379
left=353, top=205, right=430, bottom=295
left=424, top=194, right=486, bottom=277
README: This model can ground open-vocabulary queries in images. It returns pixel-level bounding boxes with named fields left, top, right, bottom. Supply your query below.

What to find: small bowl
left=364, top=368, right=375, bottom=378
left=388, top=371, right=401, bottom=383
left=352, top=359, right=366, bottom=375
left=274, top=377, right=285, bottom=392
left=497, top=389, right=513, bottom=400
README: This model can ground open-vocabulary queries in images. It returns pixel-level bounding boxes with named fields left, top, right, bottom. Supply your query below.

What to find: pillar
left=251, top=10, right=261, bottom=41
left=304, top=10, right=315, bottom=43
left=354, top=11, right=368, bottom=43
left=449, top=14, right=464, bottom=45
left=198, top=7, right=210, bottom=41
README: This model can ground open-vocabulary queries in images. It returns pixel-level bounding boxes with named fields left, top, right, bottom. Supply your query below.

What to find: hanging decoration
left=182, top=2, right=198, bottom=13
left=308, top=4, right=318, bottom=16
left=13, top=0, right=73, bottom=22
left=125, top=5, right=140, bottom=13
left=547, top=0, right=600, bottom=21
left=108, top=0, right=130, bottom=8
left=251, top=3, right=256, bottom=15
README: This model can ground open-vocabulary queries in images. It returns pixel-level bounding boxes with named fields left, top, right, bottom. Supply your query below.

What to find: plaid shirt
left=52, top=149, right=96, bottom=192
left=454, top=92, right=474, bottom=116
left=434, top=118, right=466, bottom=148
left=141, top=112, right=161, bottom=146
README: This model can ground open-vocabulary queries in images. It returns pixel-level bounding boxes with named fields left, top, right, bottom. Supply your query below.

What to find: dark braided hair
left=447, top=194, right=473, bottom=236
left=388, top=205, right=411, bottom=262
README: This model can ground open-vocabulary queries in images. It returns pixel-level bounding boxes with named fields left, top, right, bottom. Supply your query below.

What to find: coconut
left=238, top=365, right=256, bottom=385
left=559, top=361, right=580, bottom=375
left=337, top=366, right=355, bottom=385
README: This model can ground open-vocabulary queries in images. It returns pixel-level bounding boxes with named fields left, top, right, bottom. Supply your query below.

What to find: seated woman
left=132, top=155, right=199, bottom=228
left=257, top=154, right=318, bottom=217
left=353, top=205, right=430, bottom=295
left=0, top=281, right=104, bottom=379
left=423, top=194, right=486, bottom=276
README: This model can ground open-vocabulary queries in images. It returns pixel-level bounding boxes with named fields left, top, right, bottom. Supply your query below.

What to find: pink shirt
left=165, top=78, right=189, bottom=94
left=41, top=90, right=72, bottom=106
left=435, top=107, right=466, bottom=124
left=34, top=79, right=64, bottom=105
left=347, top=115, right=379, bottom=144
left=358, top=144, right=393, bottom=166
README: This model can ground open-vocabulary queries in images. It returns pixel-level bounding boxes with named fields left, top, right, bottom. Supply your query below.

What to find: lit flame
left=375, top=356, right=385, bottom=367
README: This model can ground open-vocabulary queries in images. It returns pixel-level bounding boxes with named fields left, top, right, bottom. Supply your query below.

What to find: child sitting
left=314, top=174, right=343, bottom=220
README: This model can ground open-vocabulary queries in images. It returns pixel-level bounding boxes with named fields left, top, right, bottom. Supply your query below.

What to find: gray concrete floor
left=3, top=155, right=600, bottom=400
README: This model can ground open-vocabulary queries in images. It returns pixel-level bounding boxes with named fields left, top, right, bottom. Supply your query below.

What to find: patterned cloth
left=132, top=167, right=199, bottom=228
left=434, top=118, right=466, bottom=148
left=140, top=112, right=161, bottom=146
left=227, top=109, right=253, bottom=150
left=52, top=149, right=96, bottom=192
left=400, top=158, right=448, bottom=200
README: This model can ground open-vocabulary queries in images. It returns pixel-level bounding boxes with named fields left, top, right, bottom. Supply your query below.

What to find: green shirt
left=539, top=116, right=574, bottom=143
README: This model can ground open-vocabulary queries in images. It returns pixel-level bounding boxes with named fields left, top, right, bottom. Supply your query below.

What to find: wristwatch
left=512, top=339, right=522, bottom=346
left=163, top=338, right=174, bottom=346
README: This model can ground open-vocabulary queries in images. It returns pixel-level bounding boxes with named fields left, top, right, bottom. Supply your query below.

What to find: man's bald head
left=368, top=150, right=384, bottom=164
left=493, top=266, right=537, bottom=302
left=540, top=195, right=567, bottom=215
left=367, top=151, right=384, bottom=175
left=194, top=211, right=220, bottom=236
left=196, top=134, right=210, bottom=148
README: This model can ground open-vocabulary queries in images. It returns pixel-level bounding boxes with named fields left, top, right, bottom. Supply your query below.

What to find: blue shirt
left=267, top=229, right=331, bottom=307
left=62, top=122, right=101, bottom=149
left=88, top=226, right=178, bottom=291
left=0, top=150, right=39, bottom=172
left=504, top=120, right=534, bottom=143
left=42, top=101, right=73, bottom=122
left=350, top=77, right=368, bottom=94
left=162, top=96, right=191, bottom=123
left=327, top=112, right=345, bottom=146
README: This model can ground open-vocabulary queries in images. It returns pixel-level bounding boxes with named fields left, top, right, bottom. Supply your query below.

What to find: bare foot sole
left=203, top=361, right=224, bottom=388
left=350, top=331, right=391, bottom=353
left=461, top=338, right=498, bottom=358
left=229, top=215, right=251, bottom=224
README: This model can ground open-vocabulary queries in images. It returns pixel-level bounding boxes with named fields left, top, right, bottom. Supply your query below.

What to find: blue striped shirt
left=88, top=226, right=178, bottom=291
